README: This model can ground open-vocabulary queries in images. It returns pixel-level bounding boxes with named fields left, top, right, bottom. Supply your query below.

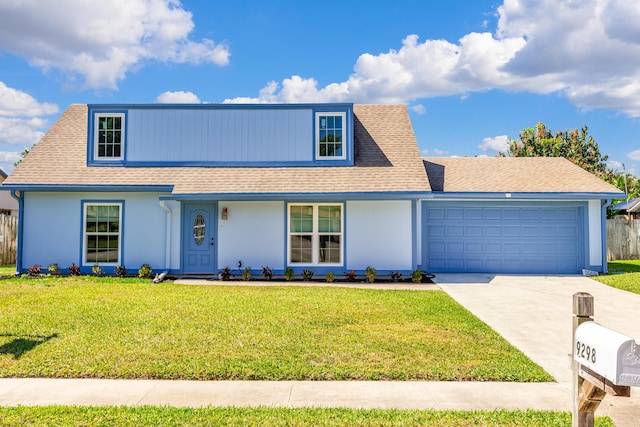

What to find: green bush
left=138, top=264, right=153, bottom=279
left=284, top=267, right=295, bottom=281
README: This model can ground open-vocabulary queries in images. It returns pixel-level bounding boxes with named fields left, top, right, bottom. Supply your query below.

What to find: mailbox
left=574, top=322, right=640, bottom=386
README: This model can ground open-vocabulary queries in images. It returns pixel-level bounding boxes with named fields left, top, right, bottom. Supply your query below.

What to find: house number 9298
left=576, top=341, right=597, bottom=364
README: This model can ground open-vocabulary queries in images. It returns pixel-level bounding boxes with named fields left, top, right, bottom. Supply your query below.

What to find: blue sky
left=0, top=0, right=639, bottom=176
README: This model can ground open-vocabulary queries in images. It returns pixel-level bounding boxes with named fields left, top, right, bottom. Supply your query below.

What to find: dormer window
left=316, top=112, right=346, bottom=160
left=95, top=113, right=124, bottom=160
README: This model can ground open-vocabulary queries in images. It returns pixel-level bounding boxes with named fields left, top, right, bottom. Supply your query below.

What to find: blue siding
left=126, top=108, right=313, bottom=163
left=423, top=202, right=585, bottom=274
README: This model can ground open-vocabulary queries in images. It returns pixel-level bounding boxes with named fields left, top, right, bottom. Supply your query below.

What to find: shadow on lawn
left=0, top=333, right=58, bottom=359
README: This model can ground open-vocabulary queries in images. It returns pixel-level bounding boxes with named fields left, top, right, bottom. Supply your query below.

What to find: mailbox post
left=572, top=292, right=635, bottom=427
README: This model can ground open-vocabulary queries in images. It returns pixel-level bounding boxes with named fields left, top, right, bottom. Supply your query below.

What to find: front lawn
left=593, top=261, right=640, bottom=294
left=0, top=406, right=614, bottom=427
left=0, top=277, right=550, bottom=381
left=0, top=264, right=16, bottom=277
left=607, top=260, right=640, bottom=273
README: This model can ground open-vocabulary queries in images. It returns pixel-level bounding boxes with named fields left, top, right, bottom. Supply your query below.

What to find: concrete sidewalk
left=0, top=275, right=638, bottom=425
left=0, top=378, right=570, bottom=410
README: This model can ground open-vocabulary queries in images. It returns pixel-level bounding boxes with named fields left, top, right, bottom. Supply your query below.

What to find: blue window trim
left=87, top=108, right=128, bottom=166
left=80, top=200, right=125, bottom=267
left=311, top=106, right=353, bottom=166
left=284, top=201, right=347, bottom=271
left=315, top=112, right=347, bottom=161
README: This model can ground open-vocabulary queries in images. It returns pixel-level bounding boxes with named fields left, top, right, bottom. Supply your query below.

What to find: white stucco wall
left=346, top=200, right=413, bottom=271
left=216, top=201, right=285, bottom=271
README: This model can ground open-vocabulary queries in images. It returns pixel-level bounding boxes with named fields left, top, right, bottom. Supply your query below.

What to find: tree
left=612, top=171, right=640, bottom=201
left=499, top=122, right=613, bottom=181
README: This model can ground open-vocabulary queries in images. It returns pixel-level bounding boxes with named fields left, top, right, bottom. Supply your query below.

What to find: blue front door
left=183, top=203, right=216, bottom=274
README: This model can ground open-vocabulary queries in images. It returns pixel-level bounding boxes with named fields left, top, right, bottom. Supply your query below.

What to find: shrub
left=47, top=263, right=59, bottom=276
left=92, top=264, right=103, bottom=276
left=27, top=264, right=41, bottom=277
left=114, top=265, right=128, bottom=278
left=301, top=269, right=314, bottom=282
left=68, top=264, right=81, bottom=276
left=325, top=271, right=335, bottom=283
left=261, top=266, right=273, bottom=280
left=284, top=267, right=295, bottom=281
left=344, top=270, right=357, bottom=282
left=365, top=266, right=377, bottom=283
left=390, top=271, right=403, bottom=282
left=411, top=269, right=423, bottom=283
left=219, top=266, right=232, bottom=281
left=138, top=264, right=153, bottom=279
left=242, top=266, right=252, bottom=281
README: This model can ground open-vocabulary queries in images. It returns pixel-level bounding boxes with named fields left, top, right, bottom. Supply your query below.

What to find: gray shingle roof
left=423, top=157, right=623, bottom=194
left=5, top=104, right=432, bottom=195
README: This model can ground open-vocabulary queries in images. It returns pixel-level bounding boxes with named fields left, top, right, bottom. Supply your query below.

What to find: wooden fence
left=0, top=214, right=17, bottom=265
left=607, top=217, right=640, bottom=261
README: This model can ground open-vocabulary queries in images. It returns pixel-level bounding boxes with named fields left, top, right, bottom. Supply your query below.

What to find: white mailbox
left=574, top=322, right=640, bottom=387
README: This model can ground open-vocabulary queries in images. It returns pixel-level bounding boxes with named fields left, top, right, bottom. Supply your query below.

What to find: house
left=0, top=169, right=18, bottom=216
left=2, top=103, right=623, bottom=276
left=611, top=197, right=640, bottom=219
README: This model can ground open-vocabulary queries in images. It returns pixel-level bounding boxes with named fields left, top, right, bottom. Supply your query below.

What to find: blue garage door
left=423, top=203, right=583, bottom=274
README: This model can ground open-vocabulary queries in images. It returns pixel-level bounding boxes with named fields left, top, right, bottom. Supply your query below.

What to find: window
left=289, top=204, right=343, bottom=265
left=316, top=113, right=345, bottom=159
left=84, top=203, right=122, bottom=265
left=95, top=114, right=124, bottom=159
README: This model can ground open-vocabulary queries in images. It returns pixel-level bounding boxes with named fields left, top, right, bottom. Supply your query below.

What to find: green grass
left=0, top=406, right=615, bottom=427
left=0, top=277, right=551, bottom=381
left=594, top=272, right=640, bottom=294
left=607, top=260, right=640, bottom=273
left=0, top=264, right=16, bottom=276
left=593, top=261, right=640, bottom=294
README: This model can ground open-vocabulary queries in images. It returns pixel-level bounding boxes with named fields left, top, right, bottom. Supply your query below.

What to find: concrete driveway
left=435, top=274, right=640, bottom=427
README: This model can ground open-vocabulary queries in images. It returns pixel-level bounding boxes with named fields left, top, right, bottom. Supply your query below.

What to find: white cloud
left=0, top=151, right=22, bottom=163
left=410, top=104, right=426, bottom=114
left=627, top=149, right=640, bottom=161
left=0, top=82, right=57, bottom=172
left=0, top=0, right=230, bottom=90
left=226, top=0, right=640, bottom=117
left=0, top=82, right=56, bottom=147
left=432, top=148, right=449, bottom=156
left=479, top=135, right=510, bottom=152
left=608, top=160, right=624, bottom=170
left=156, top=91, right=201, bottom=103
left=0, top=82, right=58, bottom=117
left=0, top=117, right=47, bottom=146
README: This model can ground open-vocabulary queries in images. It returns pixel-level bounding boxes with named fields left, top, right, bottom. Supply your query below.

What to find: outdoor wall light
left=221, top=207, right=228, bottom=220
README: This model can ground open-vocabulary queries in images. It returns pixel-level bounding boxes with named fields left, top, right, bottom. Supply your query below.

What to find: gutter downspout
left=601, top=199, right=611, bottom=274
left=10, top=190, right=23, bottom=275
left=159, top=201, right=171, bottom=270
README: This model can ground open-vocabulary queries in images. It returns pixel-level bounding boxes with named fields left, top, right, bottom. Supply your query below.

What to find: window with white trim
left=95, top=114, right=124, bottom=159
left=84, top=203, right=122, bottom=265
left=288, top=204, right=343, bottom=265
left=316, top=113, right=345, bottom=159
